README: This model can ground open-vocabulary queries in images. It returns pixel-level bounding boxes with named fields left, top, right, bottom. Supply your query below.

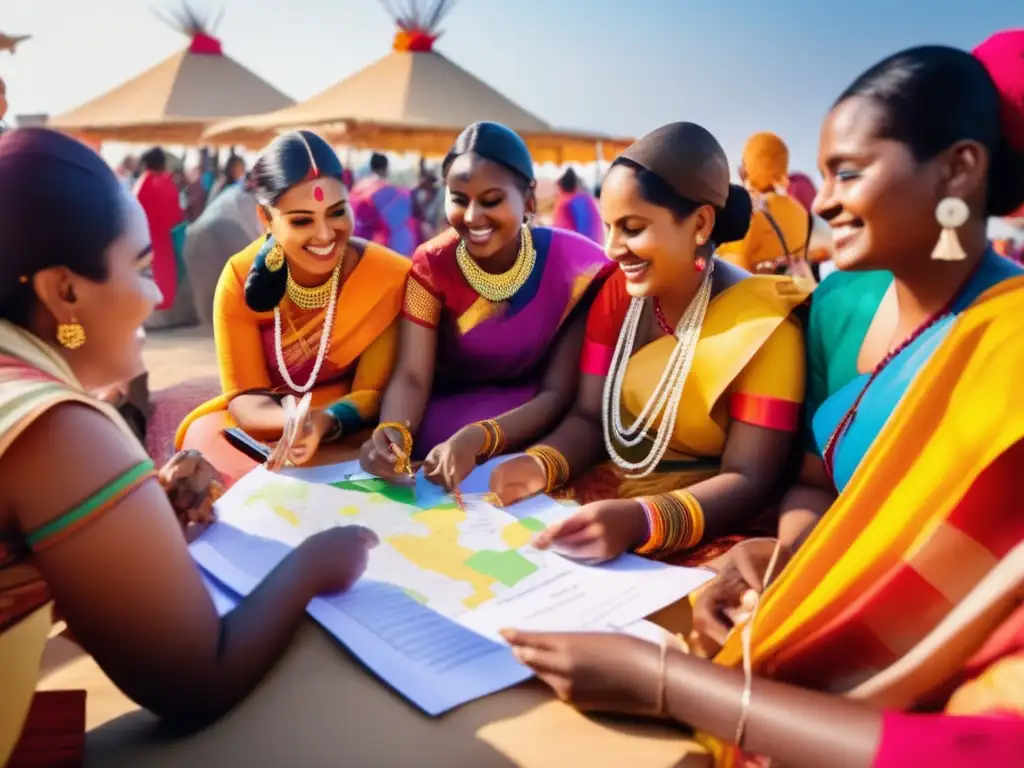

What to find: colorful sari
left=552, top=190, right=604, bottom=244
left=350, top=176, right=419, bottom=257
left=175, top=237, right=411, bottom=483
left=573, top=267, right=808, bottom=561
left=402, top=227, right=611, bottom=457
left=134, top=170, right=185, bottom=310
left=708, top=253, right=1024, bottom=765
left=717, top=193, right=810, bottom=274
left=0, top=320, right=148, bottom=766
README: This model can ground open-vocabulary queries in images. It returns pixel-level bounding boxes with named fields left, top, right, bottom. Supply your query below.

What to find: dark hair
left=244, top=130, right=345, bottom=312
left=140, top=146, right=166, bottom=172
left=837, top=45, right=1024, bottom=217
left=369, top=152, right=388, bottom=174
left=0, top=128, right=125, bottom=327
left=558, top=168, right=579, bottom=194
left=442, top=121, right=535, bottom=196
left=610, top=157, right=751, bottom=245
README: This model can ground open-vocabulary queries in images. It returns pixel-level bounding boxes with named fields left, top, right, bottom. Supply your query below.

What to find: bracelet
left=376, top=421, right=413, bottom=475
left=634, top=490, right=705, bottom=556
left=321, top=412, right=344, bottom=443
left=473, top=419, right=506, bottom=462
left=525, top=445, right=570, bottom=493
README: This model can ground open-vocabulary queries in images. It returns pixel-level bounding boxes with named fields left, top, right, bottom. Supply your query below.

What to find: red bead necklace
left=652, top=298, right=675, bottom=337
left=822, top=261, right=984, bottom=484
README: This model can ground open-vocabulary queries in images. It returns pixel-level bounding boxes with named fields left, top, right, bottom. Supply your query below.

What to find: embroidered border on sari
left=402, top=276, right=442, bottom=329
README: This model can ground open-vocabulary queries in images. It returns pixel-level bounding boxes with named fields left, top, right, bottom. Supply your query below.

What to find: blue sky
left=1, top=0, right=1020, bottom=179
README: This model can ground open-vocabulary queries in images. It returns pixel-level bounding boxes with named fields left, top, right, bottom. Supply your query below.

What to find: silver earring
left=931, top=197, right=969, bottom=261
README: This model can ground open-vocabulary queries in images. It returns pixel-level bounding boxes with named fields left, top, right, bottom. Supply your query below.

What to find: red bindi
left=313, top=185, right=324, bottom=202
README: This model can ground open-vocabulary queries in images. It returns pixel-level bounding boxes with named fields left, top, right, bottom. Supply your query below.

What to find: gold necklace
left=456, top=225, right=536, bottom=302
left=286, top=261, right=342, bottom=311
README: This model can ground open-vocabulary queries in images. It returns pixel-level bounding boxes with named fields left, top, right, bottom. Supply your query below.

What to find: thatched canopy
left=48, top=4, right=292, bottom=144
left=204, top=0, right=632, bottom=163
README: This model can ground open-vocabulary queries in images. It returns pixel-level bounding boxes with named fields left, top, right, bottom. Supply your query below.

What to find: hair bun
left=244, top=237, right=287, bottom=312
left=974, top=30, right=1024, bottom=215
left=712, top=184, right=752, bottom=244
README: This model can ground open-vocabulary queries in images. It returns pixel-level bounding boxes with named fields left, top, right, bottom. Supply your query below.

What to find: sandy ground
left=143, top=325, right=219, bottom=389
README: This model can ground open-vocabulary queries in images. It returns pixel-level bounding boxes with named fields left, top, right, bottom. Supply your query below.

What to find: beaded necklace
left=273, top=261, right=342, bottom=394
left=456, top=225, right=536, bottom=302
left=822, top=259, right=984, bottom=484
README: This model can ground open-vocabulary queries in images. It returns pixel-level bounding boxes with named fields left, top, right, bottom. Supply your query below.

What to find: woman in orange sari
left=176, top=131, right=410, bottom=483
left=490, top=123, right=809, bottom=566
left=501, top=31, right=1024, bottom=767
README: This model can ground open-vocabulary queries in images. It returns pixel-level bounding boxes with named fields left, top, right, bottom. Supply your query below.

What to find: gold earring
left=696, top=235, right=705, bottom=246
left=265, top=243, right=285, bottom=273
left=57, top=320, right=86, bottom=350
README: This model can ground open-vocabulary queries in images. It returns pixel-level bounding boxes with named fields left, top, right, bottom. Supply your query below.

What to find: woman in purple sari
left=360, top=122, right=612, bottom=489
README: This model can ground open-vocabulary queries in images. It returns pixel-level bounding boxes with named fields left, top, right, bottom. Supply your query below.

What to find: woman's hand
left=489, top=454, right=549, bottom=506
left=501, top=629, right=663, bottom=716
left=690, top=538, right=790, bottom=657
left=422, top=426, right=485, bottom=490
left=533, top=499, right=649, bottom=563
left=358, top=426, right=415, bottom=486
left=265, top=411, right=333, bottom=471
left=296, top=525, right=379, bottom=595
left=158, top=449, right=225, bottom=528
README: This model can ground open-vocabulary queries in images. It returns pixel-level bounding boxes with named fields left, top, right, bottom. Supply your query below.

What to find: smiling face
left=444, top=153, right=535, bottom=260
left=814, top=96, right=945, bottom=272
left=599, top=164, right=714, bottom=299
left=34, top=190, right=160, bottom=390
left=261, top=177, right=352, bottom=283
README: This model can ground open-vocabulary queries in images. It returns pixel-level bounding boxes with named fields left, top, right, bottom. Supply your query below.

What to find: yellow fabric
left=718, top=194, right=810, bottom=271
left=0, top=321, right=143, bottom=765
left=175, top=239, right=411, bottom=447
left=946, top=655, right=1024, bottom=716
left=619, top=276, right=807, bottom=459
left=708, top=276, right=1024, bottom=765
left=741, top=132, right=789, bottom=192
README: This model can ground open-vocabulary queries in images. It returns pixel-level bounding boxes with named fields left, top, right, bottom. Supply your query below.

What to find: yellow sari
left=175, top=237, right=410, bottom=480
left=572, top=269, right=808, bottom=560
left=707, top=276, right=1024, bottom=765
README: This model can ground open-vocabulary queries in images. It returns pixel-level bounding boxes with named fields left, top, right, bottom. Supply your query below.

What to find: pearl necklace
left=456, top=225, right=536, bottom=302
left=273, top=262, right=341, bottom=394
left=602, top=262, right=715, bottom=477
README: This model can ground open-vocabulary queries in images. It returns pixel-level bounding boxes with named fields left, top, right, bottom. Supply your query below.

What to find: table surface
left=42, top=441, right=710, bottom=766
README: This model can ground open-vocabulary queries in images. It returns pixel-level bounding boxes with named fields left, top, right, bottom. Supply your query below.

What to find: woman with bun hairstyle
left=505, top=31, right=1024, bottom=768
left=176, top=131, right=410, bottom=482
left=490, top=123, right=810, bottom=566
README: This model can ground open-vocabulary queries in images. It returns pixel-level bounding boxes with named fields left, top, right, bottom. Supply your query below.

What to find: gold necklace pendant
left=286, top=262, right=341, bottom=311
left=456, top=225, right=536, bottom=302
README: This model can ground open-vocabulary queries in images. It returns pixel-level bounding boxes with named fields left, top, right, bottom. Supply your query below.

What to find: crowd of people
left=1, top=27, right=1023, bottom=768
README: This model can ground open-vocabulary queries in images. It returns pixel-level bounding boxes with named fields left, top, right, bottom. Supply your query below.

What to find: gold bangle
left=474, top=419, right=506, bottom=461
left=525, top=445, right=570, bottom=493
left=376, top=421, right=413, bottom=475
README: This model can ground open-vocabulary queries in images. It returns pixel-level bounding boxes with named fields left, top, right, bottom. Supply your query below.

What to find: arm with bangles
left=3, top=404, right=375, bottom=726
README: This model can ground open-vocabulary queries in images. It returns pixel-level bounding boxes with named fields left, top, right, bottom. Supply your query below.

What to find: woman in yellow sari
left=0, top=128, right=375, bottom=765
left=490, top=123, right=809, bottom=566
left=499, top=31, right=1024, bottom=767
left=176, top=131, right=410, bottom=483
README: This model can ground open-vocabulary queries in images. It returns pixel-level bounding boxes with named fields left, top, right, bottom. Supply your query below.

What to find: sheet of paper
left=192, top=467, right=712, bottom=714
left=278, top=459, right=375, bottom=485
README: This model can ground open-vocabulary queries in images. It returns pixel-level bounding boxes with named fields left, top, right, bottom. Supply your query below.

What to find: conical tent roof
left=49, top=6, right=292, bottom=144
left=205, top=1, right=632, bottom=163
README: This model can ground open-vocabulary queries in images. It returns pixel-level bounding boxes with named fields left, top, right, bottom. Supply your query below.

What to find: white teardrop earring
left=931, top=197, right=969, bottom=261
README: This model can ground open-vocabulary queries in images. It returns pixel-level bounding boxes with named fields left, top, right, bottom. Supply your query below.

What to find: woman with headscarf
left=502, top=29, right=1024, bottom=768
left=489, top=122, right=810, bottom=567
left=718, top=132, right=812, bottom=276
left=134, top=147, right=185, bottom=311
left=359, top=122, right=612, bottom=491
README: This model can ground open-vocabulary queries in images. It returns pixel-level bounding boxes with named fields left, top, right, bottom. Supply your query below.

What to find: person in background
left=360, top=122, right=612, bottom=491
left=134, top=147, right=184, bottom=311
left=182, top=163, right=209, bottom=222
left=788, top=171, right=836, bottom=281
left=551, top=167, right=604, bottom=244
left=0, top=127, right=377, bottom=767
left=350, top=152, right=419, bottom=256
left=182, top=172, right=263, bottom=327
left=209, top=154, right=246, bottom=202
left=718, top=132, right=811, bottom=275
left=412, top=162, right=443, bottom=243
